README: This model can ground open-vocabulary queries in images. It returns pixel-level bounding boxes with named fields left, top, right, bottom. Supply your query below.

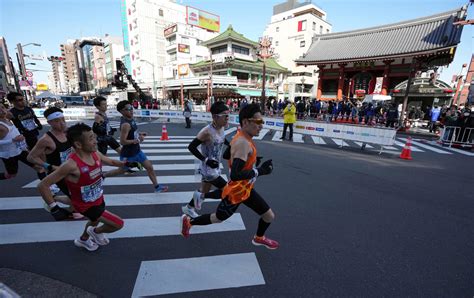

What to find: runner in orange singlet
left=181, top=104, right=279, bottom=249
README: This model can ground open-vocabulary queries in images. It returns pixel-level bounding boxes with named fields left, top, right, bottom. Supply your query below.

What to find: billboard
left=164, top=24, right=177, bottom=37
left=186, top=6, right=220, bottom=32
left=178, top=44, right=190, bottom=54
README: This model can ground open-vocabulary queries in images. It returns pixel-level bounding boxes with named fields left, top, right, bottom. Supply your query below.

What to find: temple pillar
left=337, top=63, right=346, bottom=100
left=381, top=60, right=394, bottom=95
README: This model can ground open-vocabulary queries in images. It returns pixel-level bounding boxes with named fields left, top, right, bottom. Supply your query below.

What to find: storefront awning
left=235, top=88, right=276, bottom=97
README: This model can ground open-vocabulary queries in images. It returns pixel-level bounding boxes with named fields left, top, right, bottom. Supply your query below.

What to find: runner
left=27, top=107, right=73, bottom=198
left=0, top=103, right=36, bottom=180
left=181, top=101, right=230, bottom=218
left=181, top=103, right=279, bottom=249
left=92, top=96, right=121, bottom=155
left=7, top=92, right=46, bottom=180
left=116, top=100, right=168, bottom=193
left=37, top=123, right=137, bottom=251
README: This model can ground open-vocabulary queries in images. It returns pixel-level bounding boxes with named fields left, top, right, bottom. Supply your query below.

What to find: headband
left=46, top=112, right=64, bottom=121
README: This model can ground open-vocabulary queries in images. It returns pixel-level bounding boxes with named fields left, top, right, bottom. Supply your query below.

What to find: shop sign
left=164, top=24, right=177, bottom=37
left=178, top=44, right=190, bottom=54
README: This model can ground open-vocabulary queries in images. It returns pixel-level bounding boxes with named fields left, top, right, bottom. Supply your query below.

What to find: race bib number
left=60, top=147, right=73, bottom=163
left=16, top=140, right=27, bottom=151
left=21, top=119, right=37, bottom=131
left=80, top=178, right=103, bottom=203
left=106, top=122, right=111, bottom=134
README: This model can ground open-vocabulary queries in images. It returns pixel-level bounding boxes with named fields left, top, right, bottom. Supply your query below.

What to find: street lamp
left=258, top=36, right=274, bottom=114
left=140, top=59, right=156, bottom=100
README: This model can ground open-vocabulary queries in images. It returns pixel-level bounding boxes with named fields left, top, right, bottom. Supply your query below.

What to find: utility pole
left=258, top=36, right=274, bottom=114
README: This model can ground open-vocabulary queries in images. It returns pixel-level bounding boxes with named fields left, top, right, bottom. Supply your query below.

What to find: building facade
left=163, top=22, right=218, bottom=80
left=263, top=0, right=332, bottom=101
left=0, top=37, right=19, bottom=96
left=60, top=42, right=79, bottom=93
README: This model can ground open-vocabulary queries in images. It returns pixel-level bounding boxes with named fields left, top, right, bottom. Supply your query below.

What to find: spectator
left=429, top=105, right=441, bottom=133
left=183, top=100, right=192, bottom=128
left=281, top=100, right=296, bottom=141
left=385, top=103, right=398, bottom=128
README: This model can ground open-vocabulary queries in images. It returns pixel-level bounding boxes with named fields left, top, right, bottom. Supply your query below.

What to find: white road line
left=108, top=148, right=189, bottom=154
left=23, top=175, right=228, bottom=188
left=398, top=138, right=452, bottom=154
left=330, top=138, right=349, bottom=147
left=225, top=127, right=237, bottom=135
left=132, top=253, right=264, bottom=297
left=311, top=136, right=327, bottom=145
left=102, top=163, right=223, bottom=172
left=272, top=131, right=283, bottom=141
left=147, top=155, right=197, bottom=161
left=354, top=142, right=374, bottom=149
left=0, top=214, right=245, bottom=245
left=292, top=134, right=304, bottom=143
left=0, top=191, right=214, bottom=210
left=393, top=140, right=424, bottom=152
left=138, top=143, right=188, bottom=148
left=383, top=146, right=399, bottom=151
left=139, top=139, right=192, bottom=143
left=253, top=129, right=269, bottom=140
left=442, top=146, right=474, bottom=156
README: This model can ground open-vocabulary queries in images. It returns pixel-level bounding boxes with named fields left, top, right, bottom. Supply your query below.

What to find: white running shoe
left=181, top=205, right=199, bottom=218
left=50, top=184, right=60, bottom=196
left=193, top=190, right=204, bottom=210
left=74, top=238, right=99, bottom=251
left=86, top=226, right=110, bottom=246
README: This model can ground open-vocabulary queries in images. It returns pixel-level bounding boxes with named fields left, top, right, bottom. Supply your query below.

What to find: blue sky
left=1, top=0, right=472, bottom=86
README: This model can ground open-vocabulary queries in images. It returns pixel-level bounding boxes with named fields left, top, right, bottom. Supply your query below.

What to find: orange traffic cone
left=399, top=137, right=413, bottom=160
left=160, top=124, right=169, bottom=141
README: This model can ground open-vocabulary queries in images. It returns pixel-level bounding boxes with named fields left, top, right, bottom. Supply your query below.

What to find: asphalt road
left=0, top=120, right=473, bottom=297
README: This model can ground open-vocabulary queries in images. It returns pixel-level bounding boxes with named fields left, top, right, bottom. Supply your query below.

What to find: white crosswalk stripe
left=253, top=129, right=270, bottom=140
left=330, top=138, right=349, bottom=147
left=311, top=136, right=327, bottom=145
left=393, top=140, right=424, bottom=152
left=398, top=138, right=452, bottom=154
left=354, top=142, right=374, bottom=149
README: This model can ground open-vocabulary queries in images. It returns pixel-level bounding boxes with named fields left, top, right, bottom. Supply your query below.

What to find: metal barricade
left=439, top=126, right=474, bottom=148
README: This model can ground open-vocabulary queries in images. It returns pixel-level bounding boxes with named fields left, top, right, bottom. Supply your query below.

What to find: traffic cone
left=399, top=137, right=413, bottom=160
left=160, top=124, right=169, bottom=141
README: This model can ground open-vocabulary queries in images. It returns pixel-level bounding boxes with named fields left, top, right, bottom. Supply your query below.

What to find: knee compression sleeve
left=102, top=210, right=124, bottom=228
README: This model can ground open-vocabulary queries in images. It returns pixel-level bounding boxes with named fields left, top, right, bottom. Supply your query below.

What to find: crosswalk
left=0, top=132, right=265, bottom=296
left=254, top=129, right=472, bottom=157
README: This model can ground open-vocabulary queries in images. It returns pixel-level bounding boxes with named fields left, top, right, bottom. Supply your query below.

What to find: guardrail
left=439, top=126, right=474, bottom=148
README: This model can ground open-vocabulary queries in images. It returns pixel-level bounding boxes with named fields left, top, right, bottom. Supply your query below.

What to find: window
left=211, top=45, right=227, bottom=55
left=319, top=26, right=323, bottom=35
left=232, top=44, right=249, bottom=55
left=128, top=8, right=131, bottom=15
left=312, top=22, right=316, bottom=31
left=159, top=9, right=163, bottom=17
left=275, top=41, right=279, bottom=46
left=326, top=29, right=330, bottom=34
left=169, top=52, right=177, bottom=61
left=129, top=23, right=132, bottom=31
left=276, top=27, right=279, bottom=32
left=297, top=20, right=306, bottom=32
left=300, top=40, right=305, bottom=47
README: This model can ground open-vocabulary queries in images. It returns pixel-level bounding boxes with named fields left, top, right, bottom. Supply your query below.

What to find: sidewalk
left=0, top=268, right=97, bottom=297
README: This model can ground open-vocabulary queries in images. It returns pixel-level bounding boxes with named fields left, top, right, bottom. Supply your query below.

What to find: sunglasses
left=248, top=118, right=264, bottom=125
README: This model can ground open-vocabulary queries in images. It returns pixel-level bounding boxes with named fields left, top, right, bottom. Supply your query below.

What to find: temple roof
left=191, top=57, right=289, bottom=73
left=296, top=7, right=467, bottom=65
left=201, top=25, right=259, bottom=48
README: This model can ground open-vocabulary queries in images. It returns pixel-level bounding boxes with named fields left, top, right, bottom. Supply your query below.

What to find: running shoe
left=72, top=212, right=85, bottom=220
left=43, top=203, right=51, bottom=213
left=192, top=190, right=204, bottom=210
left=181, top=205, right=199, bottom=218
left=155, top=184, right=169, bottom=193
left=180, top=214, right=191, bottom=238
left=252, top=236, right=279, bottom=250
left=50, top=184, right=60, bottom=196
left=86, top=226, right=110, bottom=246
left=74, top=238, right=99, bottom=251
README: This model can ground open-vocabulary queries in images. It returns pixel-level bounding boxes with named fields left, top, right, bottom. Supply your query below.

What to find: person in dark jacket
left=385, top=103, right=399, bottom=128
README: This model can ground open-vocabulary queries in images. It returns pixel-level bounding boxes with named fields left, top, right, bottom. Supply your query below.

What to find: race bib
left=80, top=178, right=104, bottom=203
left=106, top=122, right=111, bottom=134
left=134, top=130, right=139, bottom=140
left=16, top=140, right=27, bottom=151
left=21, top=119, right=37, bottom=131
left=60, top=147, right=73, bottom=163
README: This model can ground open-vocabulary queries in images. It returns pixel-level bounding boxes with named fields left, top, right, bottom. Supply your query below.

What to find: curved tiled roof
left=201, top=25, right=259, bottom=47
left=296, top=7, right=467, bottom=65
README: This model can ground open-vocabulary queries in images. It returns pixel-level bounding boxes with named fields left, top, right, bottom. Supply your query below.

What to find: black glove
left=257, top=159, right=273, bottom=176
left=124, top=161, right=143, bottom=170
left=223, top=145, right=231, bottom=160
left=256, top=156, right=263, bottom=167
left=205, top=158, right=219, bottom=169
left=50, top=205, right=72, bottom=221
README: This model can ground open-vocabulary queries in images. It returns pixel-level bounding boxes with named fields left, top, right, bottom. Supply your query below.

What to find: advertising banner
left=178, top=44, right=190, bottom=54
left=164, top=24, right=177, bottom=37
left=186, top=6, right=220, bottom=32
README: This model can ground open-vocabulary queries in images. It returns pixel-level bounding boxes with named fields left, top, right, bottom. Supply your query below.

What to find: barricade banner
left=33, top=108, right=396, bottom=146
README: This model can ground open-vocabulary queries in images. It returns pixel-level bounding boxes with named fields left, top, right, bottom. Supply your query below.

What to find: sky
left=0, top=0, right=472, bottom=87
